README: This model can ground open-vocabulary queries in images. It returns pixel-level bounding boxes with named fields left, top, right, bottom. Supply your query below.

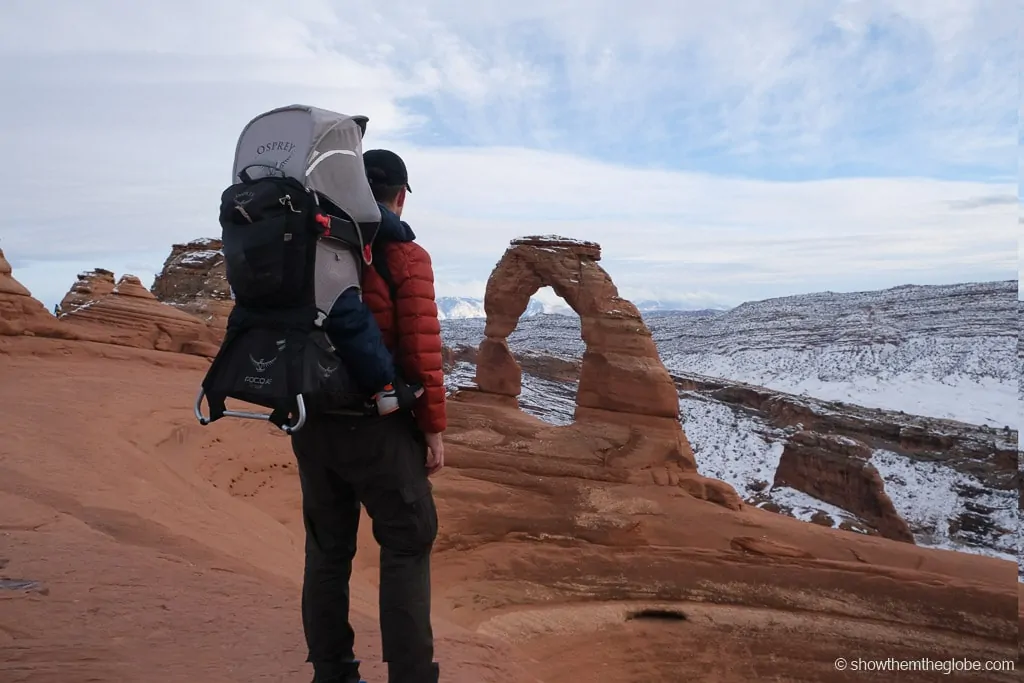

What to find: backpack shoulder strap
left=370, top=242, right=399, bottom=303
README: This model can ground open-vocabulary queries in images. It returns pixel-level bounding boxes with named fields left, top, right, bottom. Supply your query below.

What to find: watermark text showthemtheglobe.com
left=833, top=657, right=1015, bottom=675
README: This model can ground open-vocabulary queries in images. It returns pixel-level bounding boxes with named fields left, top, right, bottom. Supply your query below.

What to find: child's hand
left=395, top=377, right=424, bottom=409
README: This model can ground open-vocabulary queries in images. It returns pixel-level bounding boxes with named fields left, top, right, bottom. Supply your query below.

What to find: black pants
left=290, top=411, right=439, bottom=683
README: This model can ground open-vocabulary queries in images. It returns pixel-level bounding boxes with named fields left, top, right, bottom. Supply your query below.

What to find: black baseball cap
left=364, top=149, right=411, bottom=193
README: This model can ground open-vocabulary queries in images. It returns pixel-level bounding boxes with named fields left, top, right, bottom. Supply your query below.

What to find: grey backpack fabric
left=231, top=104, right=381, bottom=318
left=197, top=105, right=386, bottom=433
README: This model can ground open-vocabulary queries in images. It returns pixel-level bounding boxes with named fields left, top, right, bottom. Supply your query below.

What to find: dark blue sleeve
left=324, top=288, right=396, bottom=394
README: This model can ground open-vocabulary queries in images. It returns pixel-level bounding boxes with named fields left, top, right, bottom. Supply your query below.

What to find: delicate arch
left=474, top=236, right=680, bottom=420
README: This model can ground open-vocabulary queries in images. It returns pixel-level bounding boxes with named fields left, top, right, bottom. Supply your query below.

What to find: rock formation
left=58, top=268, right=115, bottom=314
left=447, top=343, right=581, bottom=383
left=476, top=236, right=680, bottom=415
left=5, top=343, right=1015, bottom=683
left=151, top=238, right=232, bottom=332
left=465, top=236, right=739, bottom=507
left=0, top=248, right=68, bottom=338
left=773, top=431, right=914, bottom=543
left=450, top=347, right=1014, bottom=552
left=61, top=274, right=219, bottom=357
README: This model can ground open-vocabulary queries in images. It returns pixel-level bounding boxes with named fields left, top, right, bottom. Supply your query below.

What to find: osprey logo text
left=318, top=361, right=338, bottom=378
left=254, top=140, right=296, bottom=174
left=249, top=355, right=277, bottom=373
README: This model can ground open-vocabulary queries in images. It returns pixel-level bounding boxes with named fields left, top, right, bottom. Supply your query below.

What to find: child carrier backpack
left=193, top=104, right=384, bottom=434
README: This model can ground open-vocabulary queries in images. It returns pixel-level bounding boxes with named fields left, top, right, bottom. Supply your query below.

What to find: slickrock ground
left=0, top=337, right=541, bottom=683
left=0, top=237, right=1018, bottom=681
left=0, top=336, right=1018, bottom=682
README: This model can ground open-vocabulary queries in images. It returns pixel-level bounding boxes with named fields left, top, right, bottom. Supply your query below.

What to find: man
left=289, top=148, right=446, bottom=683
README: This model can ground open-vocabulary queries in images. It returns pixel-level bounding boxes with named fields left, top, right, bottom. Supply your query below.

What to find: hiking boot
left=374, top=380, right=424, bottom=415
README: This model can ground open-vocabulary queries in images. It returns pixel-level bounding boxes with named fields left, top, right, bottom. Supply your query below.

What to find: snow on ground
left=869, top=449, right=1016, bottom=562
left=179, top=250, right=222, bottom=266
left=445, top=362, right=577, bottom=426
left=680, top=395, right=862, bottom=528
left=768, top=487, right=861, bottom=528
left=662, top=339, right=1017, bottom=428
left=444, top=315, right=1015, bottom=428
left=447, top=359, right=1016, bottom=569
left=678, top=395, right=784, bottom=493
left=869, top=450, right=961, bottom=541
left=680, top=394, right=1015, bottom=562
left=445, top=361, right=476, bottom=393
left=515, top=374, right=577, bottom=425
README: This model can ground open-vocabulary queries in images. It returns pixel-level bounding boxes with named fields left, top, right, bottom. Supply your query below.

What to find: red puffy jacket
left=362, top=238, right=446, bottom=434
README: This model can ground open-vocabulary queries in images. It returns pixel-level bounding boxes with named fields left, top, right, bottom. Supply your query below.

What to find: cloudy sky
left=0, top=0, right=1017, bottom=311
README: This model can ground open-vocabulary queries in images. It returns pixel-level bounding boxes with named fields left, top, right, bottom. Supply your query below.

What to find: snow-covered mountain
left=435, top=297, right=486, bottom=320
left=441, top=280, right=1017, bottom=428
left=435, top=295, right=725, bottom=320
left=435, top=296, right=559, bottom=320
left=652, top=280, right=1017, bottom=427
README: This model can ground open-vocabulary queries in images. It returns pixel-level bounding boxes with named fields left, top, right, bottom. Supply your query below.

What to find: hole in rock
left=625, top=608, right=688, bottom=622
left=506, top=286, right=583, bottom=426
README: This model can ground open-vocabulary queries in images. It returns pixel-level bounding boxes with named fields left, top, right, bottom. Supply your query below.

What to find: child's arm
left=323, top=288, right=395, bottom=395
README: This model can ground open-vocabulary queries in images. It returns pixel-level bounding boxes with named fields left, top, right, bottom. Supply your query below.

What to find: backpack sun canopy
left=231, top=104, right=382, bottom=227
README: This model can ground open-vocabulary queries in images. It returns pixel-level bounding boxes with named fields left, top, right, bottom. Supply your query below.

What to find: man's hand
left=424, top=432, right=444, bottom=475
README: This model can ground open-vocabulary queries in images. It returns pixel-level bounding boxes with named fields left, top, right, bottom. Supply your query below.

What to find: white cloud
left=2, top=0, right=1012, bottom=165
left=360, top=140, right=1016, bottom=301
left=0, top=0, right=1016, bottom=311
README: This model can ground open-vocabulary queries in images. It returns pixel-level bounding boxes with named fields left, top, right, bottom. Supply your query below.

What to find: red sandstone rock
left=476, top=236, right=680, bottom=419
left=471, top=235, right=706, bottom=484
left=0, top=248, right=68, bottom=338
left=773, top=431, right=914, bottom=543
left=3, top=342, right=1015, bottom=683
left=151, top=238, right=233, bottom=333
left=59, top=268, right=115, bottom=315
left=61, top=274, right=219, bottom=357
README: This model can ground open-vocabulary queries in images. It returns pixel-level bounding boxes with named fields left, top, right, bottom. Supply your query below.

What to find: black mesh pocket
left=219, top=177, right=317, bottom=308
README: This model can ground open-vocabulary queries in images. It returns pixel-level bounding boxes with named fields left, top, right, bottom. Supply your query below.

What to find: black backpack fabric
left=198, top=173, right=377, bottom=431
left=194, top=105, right=391, bottom=434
